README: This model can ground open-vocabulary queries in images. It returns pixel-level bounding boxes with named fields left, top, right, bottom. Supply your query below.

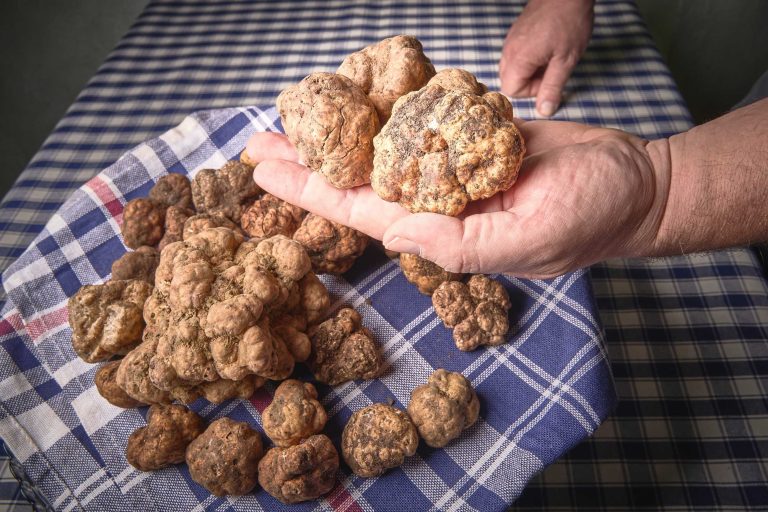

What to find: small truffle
left=399, top=253, right=463, bottom=295
left=263, top=380, right=327, bottom=447
left=94, top=360, right=145, bottom=408
left=111, top=246, right=160, bottom=284
left=186, top=417, right=264, bottom=496
left=191, top=161, right=261, bottom=221
left=115, top=337, right=173, bottom=405
left=371, top=84, right=525, bottom=216
left=148, top=173, right=193, bottom=211
left=158, top=206, right=194, bottom=250
left=258, top=434, right=339, bottom=504
left=121, top=198, right=166, bottom=249
left=182, top=213, right=242, bottom=240
left=309, top=308, right=383, bottom=386
left=341, top=404, right=418, bottom=477
left=68, top=279, right=153, bottom=362
left=338, top=35, right=436, bottom=123
left=277, top=72, right=379, bottom=189
left=432, top=275, right=512, bottom=351
left=293, top=214, right=369, bottom=274
left=241, top=193, right=306, bottom=238
left=126, top=404, right=205, bottom=471
left=407, top=369, right=480, bottom=447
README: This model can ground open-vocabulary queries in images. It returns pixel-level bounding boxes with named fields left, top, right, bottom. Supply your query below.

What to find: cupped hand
left=246, top=122, right=667, bottom=279
left=499, top=0, right=594, bottom=117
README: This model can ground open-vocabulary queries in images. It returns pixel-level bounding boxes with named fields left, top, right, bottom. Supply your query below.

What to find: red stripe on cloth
left=249, top=387, right=272, bottom=414
left=0, top=312, right=24, bottom=336
left=87, top=175, right=124, bottom=219
left=327, top=482, right=364, bottom=512
left=26, top=306, right=69, bottom=342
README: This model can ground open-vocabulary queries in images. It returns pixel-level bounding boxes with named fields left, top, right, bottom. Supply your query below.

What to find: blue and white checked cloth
left=0, top=105, right=615, bottom=511
left=2, top=1, right=767, bottom=510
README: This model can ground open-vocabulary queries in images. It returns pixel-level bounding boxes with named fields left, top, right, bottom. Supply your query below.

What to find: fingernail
left=538, top=101, right=556, bottom=117
left=384, top=236, right=420, bottom=255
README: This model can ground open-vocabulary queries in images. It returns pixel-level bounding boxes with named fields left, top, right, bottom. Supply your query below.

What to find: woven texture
left=1, top=0, right=767, bottom=510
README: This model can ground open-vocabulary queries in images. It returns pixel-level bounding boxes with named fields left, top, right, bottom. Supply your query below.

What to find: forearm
left=646, top=98, right=768, bottom=256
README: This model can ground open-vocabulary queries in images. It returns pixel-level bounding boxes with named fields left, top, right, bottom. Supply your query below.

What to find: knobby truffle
left=111, top=246, right=160, bottom=284
left=432, top=275, right=512, bottom=351
left=407, top=369, right=480, bottom=447
left=94, top=360, right=146, bottom=408
left=399, top=253, right=463, bottom=295
left=341, top=403, right=418, bottom=477
left=293, top=214, right=369, bottom=274
left=241, top=193, right=306, bottom=239
left=126, top=404, right=205, bottom=471
left=263, top=379, right=327, bottom=447
left=191, top=161, right=261, bottom=221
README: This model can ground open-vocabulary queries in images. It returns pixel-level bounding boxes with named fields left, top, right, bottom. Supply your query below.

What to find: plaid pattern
left=0, top=106, right=614, bottom=511
left=0, top=0, right=766, bottom=510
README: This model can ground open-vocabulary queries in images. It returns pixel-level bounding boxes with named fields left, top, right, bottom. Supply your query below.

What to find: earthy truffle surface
left=68, top=279, right=152, bottom=363
left=277, top=72, right=379, bottom=189
left=426, top=68, right=487, bottom=95
left=337, top=35, right=436, bottom=123
left=293, top=214, right=369, bottom=274
left=186, top=417, right=264, bottom=496
left=241, top=193, right=306, bottom=239
left=115, top=337, right=173, bottom=405
left=309, top=308, right=383, bottom=386
left=258, top=434, right=339, bottom=504
left=111, top=246, right=160, bottom=284
left=126, top=404, right=205, bottom=471
left=432, top=275, right=512, bottom=351
left=148, top=173, right=194, bottom=211
left=263, top=380, right=327, bottom=447
left=122, top=198, right=166, bottom=249
left=182, top=212, right=242, bottom=240
left=407, top=369, right=480, bottom=447
left=191, top=161, right=261, bottom=221
left=94, top=360, right=146, bottom=408
left=159, top=206, right=194, bottom=251
left=341, top=403, right=418, bottom=477
left=371, top=84, right=525, bottom=216
left=399, top=253, right=463, bottom=295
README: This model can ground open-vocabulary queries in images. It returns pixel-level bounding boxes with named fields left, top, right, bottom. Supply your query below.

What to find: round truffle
left=158, top=206, right=194, bottom=251
left=292, top=214, right=369, bottom=274
left=111, top=246, right=160, bottom=284
left=126, top=404, right=205, bottom=471
left=277, top=72, right=379, bottom=189
left=241, top=193, right=306, bottom=239
left=399, top=253, right=463, bottom=295
left=94, top=360, right=145, bottom=408
left=191, top=161, right=261, bottom=221
left=341, top=403, right=418, bottom=477
left=148, top=173, right=193, bottom=211
left=121, top=198, right=166, bottom=249
left=337, top=35, right=436, bottom=123
left=407, top=369, right=480, bottom=447
left=258, top=434, right=339, bottom=504
left=263, top=380, right=327, bottom=447
left=309, top=308, right=383, bottom=386
left=371, top=84, right=525, bottom=216
left=186, top=417, right=264, bottom=496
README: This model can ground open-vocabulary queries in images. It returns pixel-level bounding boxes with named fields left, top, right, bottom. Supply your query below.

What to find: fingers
left=535, top=56, right=575, bottom=117
left=499, top=47, right=545, bottom=98
left=382, top=211, right=526, bottom=274
left=245, top=132, right=299, bottom=163
left=253, top=159, right=409, bottom=240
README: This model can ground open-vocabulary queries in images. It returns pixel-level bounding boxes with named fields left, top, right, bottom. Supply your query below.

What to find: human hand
left=245, top=122, right=668, bottom=279
left=499, top=0, right=594, bottom=117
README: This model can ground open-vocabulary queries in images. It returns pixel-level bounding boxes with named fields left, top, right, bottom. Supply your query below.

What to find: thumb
left=535, top=57, right=574, bottom=117
left=382, top=211, right=525, bottom=274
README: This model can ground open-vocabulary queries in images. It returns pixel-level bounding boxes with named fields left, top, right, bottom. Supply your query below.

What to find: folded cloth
left=0, top=106, right=616, bottom=512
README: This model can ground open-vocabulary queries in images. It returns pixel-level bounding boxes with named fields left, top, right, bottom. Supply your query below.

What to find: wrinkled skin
left=427, top=68, right=487, bottom=95
left=94, top=360, right=145, bottom=408
left=337, top=35, right=436, bottom=123
left=432, top=275, right=512, bottom=351
left=186, top=418, right=264, bottom=496
left=293, top=213, right=369, bottom=274
left=341, top=404, right=418, bottom=477
left=258, top=434, right=339, bottom=504
left=308, top=308, right=383, bottom=386
left=158, top=206, right=194, bottom=250
left=277, top=72, right=379, bottom=189
left=68, top=279, right=153, bottom=362
left=148, top=173, right=193, bottom=211
left=263, top=380, right=327, bottom=447
left=407, top=369, right=480, bottom=447
left=241, top=193, right=306, bottom=238
left=122, top=198, right=166, bottom=249
left=126, top=404, right=205, bottom=471
left=111, top=246, right=160, bottom=284
left=399, top=253, right=463, bottom=295
left=191, top=161, right=261, bottom=221
left=372, top=84, right=525, bottom=216
left=182, top=213, right=242, bottom=240
left=115, top=337, right=172, bottom=405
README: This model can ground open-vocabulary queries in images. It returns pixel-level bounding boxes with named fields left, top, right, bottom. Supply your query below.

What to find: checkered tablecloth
left=0, top=0, right=766, bottom=510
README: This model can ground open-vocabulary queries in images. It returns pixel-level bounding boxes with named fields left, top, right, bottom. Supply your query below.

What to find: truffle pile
left=66, top=34, right=519, bottom=504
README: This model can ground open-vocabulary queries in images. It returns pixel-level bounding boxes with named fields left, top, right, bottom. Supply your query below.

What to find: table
left=1, top=1, right=766, bottom=510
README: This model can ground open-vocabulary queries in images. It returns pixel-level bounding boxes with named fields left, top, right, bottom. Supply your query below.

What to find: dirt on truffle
left=94, top=360, right=146, bottom=408
left=191, top=161, right=261, bottom=221
left=126, top=404, right=205, bottom=471
left=111, top=246, right=160, bottom=284
left=399, top=253, right=463, bottom=295
left=293, top=214, right=369, bottom=274
left=241, top=193, right=306, bottom=239
left=263, top=379, right=327, bottom=447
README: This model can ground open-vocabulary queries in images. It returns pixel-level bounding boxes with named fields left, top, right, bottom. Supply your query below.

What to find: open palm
left=246, top=120, right=665, bottom=278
